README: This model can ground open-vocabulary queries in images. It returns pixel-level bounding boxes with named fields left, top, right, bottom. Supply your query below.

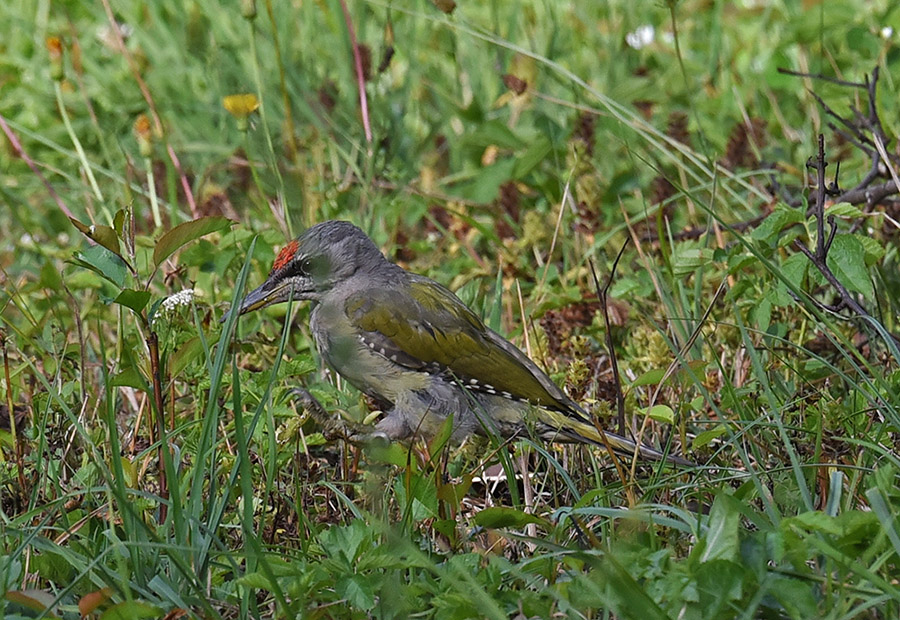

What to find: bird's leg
left=288, top=387, right=365, bottom=442
left=289, top=387, right=408, bottom=445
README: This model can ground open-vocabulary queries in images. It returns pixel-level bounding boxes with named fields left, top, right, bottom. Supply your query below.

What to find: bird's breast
left=310, top=300, right=430, bottom=402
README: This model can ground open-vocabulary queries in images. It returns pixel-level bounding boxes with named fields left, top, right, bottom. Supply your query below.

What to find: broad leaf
left=642, top=404, right=675, bottom=424
left=112, top=289, right=151, bottom=313
left=700, top=494, right=740, bottom=563
left=474, top=506, right=549, bottom=529
left=153, top=216, right=233, bottom=266
left=72, top=245, right=128, bottom=289
left=70, top=217, right=121, bottom=257
left=826, top=233, right=874, bottom=299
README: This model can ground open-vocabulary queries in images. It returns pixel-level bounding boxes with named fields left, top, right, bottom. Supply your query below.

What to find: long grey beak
left=220, top=280, right=293, bottom=324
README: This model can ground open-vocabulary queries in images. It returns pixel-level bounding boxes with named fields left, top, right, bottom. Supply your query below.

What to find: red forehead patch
left=271, top=240, right=299, bottom=274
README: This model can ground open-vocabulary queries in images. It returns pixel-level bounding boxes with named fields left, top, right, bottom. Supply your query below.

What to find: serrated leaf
left=336, top=574, right=376, bottom=611
left=856, top=233, right=885, bottom=265
left=113, top=289, right=151, bottom=313
left=751, top=203, right=804, bottom=242
left=473, top=506, right=549, bottom=529
left=826, top=234, right=874, bottom=299
left=73, top=245, right=128, bottom=289
left=825, top=202, right=862, bottom=218
left=780, top=252, right=808, bottom=289
left=672, top=247, right=714, bottom=276
left=153, top=216, right=233, bottom=266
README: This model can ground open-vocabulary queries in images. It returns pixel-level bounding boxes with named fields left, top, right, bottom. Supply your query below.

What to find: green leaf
left=473, top=506, right=549, bottom=529
left=671, top=247, right=715, bottom=276
left=752, top=203, right=804, bottom=243
left=429, top=412, right=454, bottom=461
left=110, top=367, right=146, bottom=390
left=72, top=245, right=128, bottom=289
left=112, top=289, right=151, bottom=313
left=642, top=404, right=675, bottom=424
left=700, top=494, right=740, bottom=562
left=631, top=368, right=666, bottom=387
left=70, top=217, right=121, bottom=257
left=826, top=233, right=874, bottom=299
left=692, top=425, right=728, bottom=450
left=463, top=119, right=525, bottom=150
left=336, top=575, right=376, bottom=611
left=769, top=576, right=819, bottom=618
left=450, top=158, right=517, bottom=203
left=5, top=590, right=60, bottom=618
left=513, top=135, right=551, bottom=178
left=856, top=233, right=885, bottom=265
left=170, top=336, right=204, bottom=377
left=826, top=202, right=863, bottom=218
left=153, top=216, right=233, bottom=266
left=99, top=601, right=162, bottom=620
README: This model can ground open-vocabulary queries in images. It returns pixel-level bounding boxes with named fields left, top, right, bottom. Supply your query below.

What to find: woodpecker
left=228, top=220, right=691, bottom=466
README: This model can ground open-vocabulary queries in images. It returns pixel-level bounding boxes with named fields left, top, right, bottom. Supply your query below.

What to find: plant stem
left=147, top=329, right=169, bottom=524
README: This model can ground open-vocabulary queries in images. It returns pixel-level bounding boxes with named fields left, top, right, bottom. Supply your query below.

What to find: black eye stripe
left=288, top=257, right=314, bottom=277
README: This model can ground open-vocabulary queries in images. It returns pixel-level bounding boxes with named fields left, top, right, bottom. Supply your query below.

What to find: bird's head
left=227, top=220, right=386, bottom=318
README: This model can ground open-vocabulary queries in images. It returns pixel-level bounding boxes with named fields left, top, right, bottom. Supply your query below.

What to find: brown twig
left=589, top=246, right=628, bottom=435
left=793, top=135, right=872, bottom=320
left=146, top=330, right=169, bottom=523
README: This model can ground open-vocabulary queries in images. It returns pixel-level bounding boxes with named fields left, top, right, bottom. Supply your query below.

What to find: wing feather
left=344, top=276, right=590, bottom=423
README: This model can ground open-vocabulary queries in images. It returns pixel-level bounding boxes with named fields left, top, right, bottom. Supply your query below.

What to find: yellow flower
left=46, top=36, right=64, bottom=81
left=134, top=114, right=153, bottom=157
left=223, top=94, right=260, bottom=131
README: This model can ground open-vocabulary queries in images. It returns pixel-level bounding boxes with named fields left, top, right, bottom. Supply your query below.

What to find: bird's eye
left=300, top=258, right=313, bottom=275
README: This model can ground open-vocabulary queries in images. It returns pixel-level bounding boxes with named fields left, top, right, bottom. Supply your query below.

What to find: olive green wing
left=344, top=276, right=588, bottom=421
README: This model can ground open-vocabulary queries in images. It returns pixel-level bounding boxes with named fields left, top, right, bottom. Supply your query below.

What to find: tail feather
left=536, top=411, right=695, bottom=467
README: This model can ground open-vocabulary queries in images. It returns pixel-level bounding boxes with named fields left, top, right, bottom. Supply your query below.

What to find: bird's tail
left=537, top=410, right=695, bottom=467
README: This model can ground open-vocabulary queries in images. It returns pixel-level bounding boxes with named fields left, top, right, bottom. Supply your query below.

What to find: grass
left=2, top=0, right=900, bottom=618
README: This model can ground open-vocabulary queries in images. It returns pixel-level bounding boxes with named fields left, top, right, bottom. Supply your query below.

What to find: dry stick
left=793, top=135, right=872, bottom=320
left=97, top=0, right=197, bottom=217
left=586, top=257, right=637, bottom=506
left=588, top=247, right=628, bottom=435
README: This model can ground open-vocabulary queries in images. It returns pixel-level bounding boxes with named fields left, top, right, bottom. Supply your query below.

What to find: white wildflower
left=881, top=26, right=894, bottom=39
left=161, top=289, right=195, bottom=312
left=626, top=25, right=655, bottom=50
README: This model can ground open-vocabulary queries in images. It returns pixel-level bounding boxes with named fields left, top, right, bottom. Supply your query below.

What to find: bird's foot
left=287, top=387, right=364, bottom=442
